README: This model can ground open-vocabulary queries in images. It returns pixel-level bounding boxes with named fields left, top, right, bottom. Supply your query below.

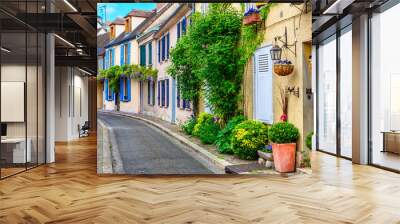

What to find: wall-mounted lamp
left=270, top=43, right=282, bottom=61
left=286, top=86, right=299, bottom=98
left=270, top=26, right=296, bottom=60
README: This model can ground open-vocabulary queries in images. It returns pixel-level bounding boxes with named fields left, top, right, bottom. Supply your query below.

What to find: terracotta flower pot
left=272, top=143, right=296, bottom=173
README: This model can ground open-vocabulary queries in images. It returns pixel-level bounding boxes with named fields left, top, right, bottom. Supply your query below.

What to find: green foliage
left=193, top=112, right=214, bottom=137
left=231, top=120, right=268, bottom=160
left=215, top=115, right=246, bottom=154
left=306, top=131, right=313, bottom=150
left=198, top=121, right=221, bottom=144
left=97, top=64, right=158, bottom=93
left=181, top=117, right=197, bottom=135
left=268, top=122, right=300, bottom=144
left=191, top=113, right=220, bottom=144
left=169, top=4, right=248, bottom=121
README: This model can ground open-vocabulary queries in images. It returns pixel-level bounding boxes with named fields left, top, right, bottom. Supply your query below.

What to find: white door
left=254, top=45, right=273, bottom=124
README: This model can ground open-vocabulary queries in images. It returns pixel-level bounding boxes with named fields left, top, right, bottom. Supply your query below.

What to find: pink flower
left=280, top=114, right=288, bottom=122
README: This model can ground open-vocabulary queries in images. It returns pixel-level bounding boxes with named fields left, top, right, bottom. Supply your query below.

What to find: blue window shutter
left=120, top=78, right=124, bottom=101
left=182, top=17, right=187, bottom=34
left=147, top=81, right=151, bottom=104
left=166, top=33, right=170, bottom=59
left=140, top=45, right=146, bottom=66
left=161, top=36, right=165, bottom=61
left=152, top=81, right=156, bottom=105
left=105, top=51, right=109, bottom=69
left=127, top=78, right=131, bottom=102
left=127, top=43, right=131, bottom=64
left=157, top=80, right=160, bottom=106
left=120, top=45, right=124, bottom=65
left=166, top=79, right=169, bottom=107
left=187, top=100, right=191, bottom=109
left=111, top=49, right=115, bottom=66
left=161, top=80, right=165, bottom=106
left=148, top=42, right=152, bottom=66
left=177, top=22, right=181, bottom=39
left=182, top=99, right=186, bottom=108
left=158, top=40, right=161, bottom=63
left=105, top=79, right=109, bottom=100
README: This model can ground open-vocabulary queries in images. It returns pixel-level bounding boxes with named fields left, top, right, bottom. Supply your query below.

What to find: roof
left=97, top=32, right=110, bottom=57
left=103, top=4, right=174, bottom=48
left=125, top=9, right=154, bottom=18
left=110, top=17, right=125, bottom=25
left=154, top=4, right=189, bottom=38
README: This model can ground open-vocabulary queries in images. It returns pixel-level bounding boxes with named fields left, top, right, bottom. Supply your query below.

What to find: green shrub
left=198, top=121, right=221, bottom=144
left=306, top=131, right=313, bottom=150
left=181, top=117, right=197, bottom=135
left=193, top=112, right=214, bottom=137
left=231, top=120, right=268, bottom=160
left=268, top=122, right=299, bottom=144
left=215, top=115, right=246, bottom=154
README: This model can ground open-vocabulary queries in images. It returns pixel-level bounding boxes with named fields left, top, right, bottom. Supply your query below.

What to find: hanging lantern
left=270, top=44, right=282, bottom=61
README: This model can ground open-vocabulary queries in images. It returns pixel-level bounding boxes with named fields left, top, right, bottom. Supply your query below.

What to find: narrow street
left=98, top=112, right=214, bottom=174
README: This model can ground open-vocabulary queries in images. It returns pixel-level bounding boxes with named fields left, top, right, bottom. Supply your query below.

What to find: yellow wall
left=243, top=3, right=312, bottom=152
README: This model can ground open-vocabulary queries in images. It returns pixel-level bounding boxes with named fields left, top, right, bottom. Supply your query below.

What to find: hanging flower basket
left=273, top=60, right=294, bottom=76
left=243, top=8, right=261, bottom=25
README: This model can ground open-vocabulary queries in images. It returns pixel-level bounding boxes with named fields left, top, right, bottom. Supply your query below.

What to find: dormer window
left=110, top=25, right=115, bottom=39
left=125, top=17, right=131, bottom=32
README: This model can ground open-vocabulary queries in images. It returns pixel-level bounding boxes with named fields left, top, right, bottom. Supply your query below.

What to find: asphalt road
left=98, top=113, right=213, bottom=174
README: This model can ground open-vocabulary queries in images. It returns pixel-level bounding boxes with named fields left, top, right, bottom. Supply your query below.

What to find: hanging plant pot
left=243, top=13, right=261, bottom=25
left=273, top=60, right=294, bottom=76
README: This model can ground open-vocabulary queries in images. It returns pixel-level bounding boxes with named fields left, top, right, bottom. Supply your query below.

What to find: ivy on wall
left=98, top=64, right=158, bottom=93
left=169, top=3, right=272, bottom=122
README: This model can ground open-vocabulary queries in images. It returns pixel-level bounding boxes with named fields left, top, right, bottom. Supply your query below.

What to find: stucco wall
left=120, top=79, right=141, bottom=113
left=243, top=3, right=312, bottom=151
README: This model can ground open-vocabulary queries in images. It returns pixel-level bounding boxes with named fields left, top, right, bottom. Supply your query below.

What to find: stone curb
left=97, top=120, right=113, bottom=174
left=98, top=118, right=125, bottom=174
left=99, top=111, right=233, bottom=171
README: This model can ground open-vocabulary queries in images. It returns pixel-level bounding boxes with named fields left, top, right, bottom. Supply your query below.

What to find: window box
left=243, top=10, right=261, bottom=25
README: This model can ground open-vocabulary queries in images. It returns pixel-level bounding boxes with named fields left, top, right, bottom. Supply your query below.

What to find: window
left=105, top=79, right=114, bottom=101
left=201, top=3, right=209, bottom=14
left=177, top=21, right=181, bottom=39
left=140, top=45, right=146, bottom=66
left=254, top=45, right=273, bottom=124
left=181, top=17, right=186, bottom=34
left=124, top=43, right=129, bottom=64
left=148, top=42, right=152, bottom=66
left=161, top=80, right=165, bottom=106
left=125, top=17, right=131, bottom=32
left=147, top=80, right=156, bottom=105
left=317, top=35, right=337, bottom=155
left=159, top=33, right=170, bottom=62
left=157, top=81, right=160, bottom=106
left=161, top=36, right=165, bottom=61
left=166, top=79, right=169, bottom=107
left=158, top=40, right=161, bottom=63
left=120, top=77, right=131, bottom=102
left=177, top=82, right=180, bottom=108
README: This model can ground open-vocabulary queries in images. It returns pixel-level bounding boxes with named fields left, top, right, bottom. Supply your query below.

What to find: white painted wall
left=54, top=67, right=89, bottom=141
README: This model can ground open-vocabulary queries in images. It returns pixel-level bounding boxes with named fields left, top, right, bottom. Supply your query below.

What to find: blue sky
left=97, top=3, right=156, bottom=23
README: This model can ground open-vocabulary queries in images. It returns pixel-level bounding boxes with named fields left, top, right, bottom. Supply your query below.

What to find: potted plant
left=273, top=59, right=294, bottom=76
left=268, top=122, right=299, bottom=173
left=243, top=8, right=261, bottom=25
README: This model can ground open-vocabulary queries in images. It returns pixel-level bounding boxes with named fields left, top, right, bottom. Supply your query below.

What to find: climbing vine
left=169, top=3, right=272, bottom=122
left=98, top=64, right=158, bottom=93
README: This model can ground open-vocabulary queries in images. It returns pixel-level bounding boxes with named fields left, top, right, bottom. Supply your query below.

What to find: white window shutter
left=254, top=46, right=273, bottom=124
